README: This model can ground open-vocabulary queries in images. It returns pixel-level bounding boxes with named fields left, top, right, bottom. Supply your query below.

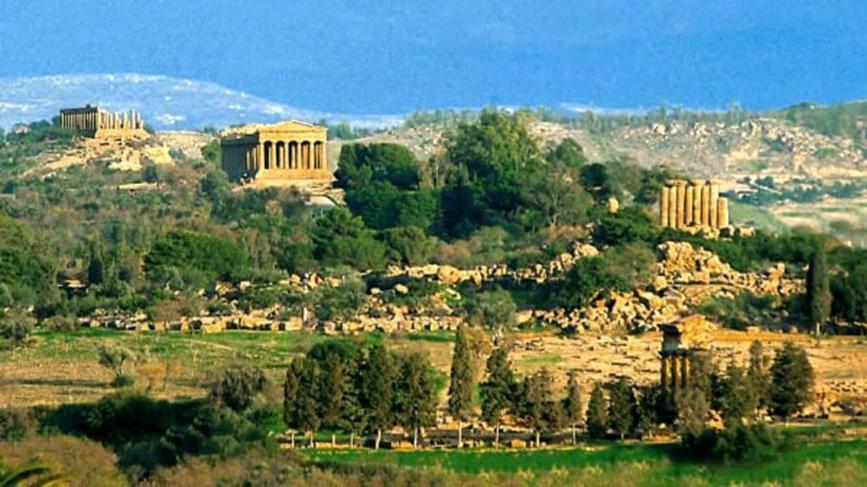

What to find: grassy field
left=0, top=328, right=456, bottom=407
left=303, top=440, right=867, bottom=485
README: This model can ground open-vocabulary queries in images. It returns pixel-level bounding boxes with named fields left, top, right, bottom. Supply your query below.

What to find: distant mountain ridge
left=0, top=73, right=402, bottom=130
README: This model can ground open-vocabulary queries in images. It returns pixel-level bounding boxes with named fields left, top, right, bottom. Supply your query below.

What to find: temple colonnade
left=660, top=179, right=729, bottom=230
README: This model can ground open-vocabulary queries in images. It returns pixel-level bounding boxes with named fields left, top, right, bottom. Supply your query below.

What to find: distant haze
left=0, top=1, right=864, bottom=115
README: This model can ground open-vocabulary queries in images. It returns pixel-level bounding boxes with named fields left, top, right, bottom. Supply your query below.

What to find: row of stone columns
left=660, top=179, right=729, bottom=230
left=261, top=140, right=324, bottom=171
left=660, top=353, right=690, bottom=395
left=60, top=109, right=144, bottom=132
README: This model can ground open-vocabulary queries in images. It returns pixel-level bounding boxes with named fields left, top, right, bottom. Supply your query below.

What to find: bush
left=110, top=374, right=136, bottom=388
left=0, top=409, right=28, bottom=441
left=680, top=422, right=783, bottom=464
left=0, top=309, right=36, bottom=347
left=209, top=365, right=269, bottom=412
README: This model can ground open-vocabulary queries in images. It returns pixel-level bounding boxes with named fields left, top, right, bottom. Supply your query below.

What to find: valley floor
left=3, top=328, right=867, bottom=412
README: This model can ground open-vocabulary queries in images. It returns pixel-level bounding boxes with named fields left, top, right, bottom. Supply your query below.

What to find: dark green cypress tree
left=586, top=382, right=608, bottom=440
left=394, top=351, right=436, bottom=448
left=448, top=325, right=476, bottom=447
left=769, top=342, right=815, bottom=422
left=361, top=344, right=397, bottom=449
left=719, top=360, right=757, bottom=424
left=562, top=370, right=584, bottom=445
left=607, top=378, right=638, bottom=440
left=480, top=347, right=516, bottom=447
left=806, top=246, right=832, bottom=336
left=748, top=340, right=771, bottom=410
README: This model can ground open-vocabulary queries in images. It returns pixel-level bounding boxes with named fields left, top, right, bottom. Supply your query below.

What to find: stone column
left=709, top=181, right=720, bottom=229
left=701, top=184, right=711, bottom=227
left=718, top=197, right=730, bottom=228
left=681, top=355, right=690, bottom=388
left=660, top=186, right=670, bottom=228
left=256, top=144, right=263, bottom=171
left=668, top=184, right=678, bottom=229
left=671, top=355, right=680, bottom=394
left=684, top=185, right=694, bottom=225
left=676, top=181, right=687, bottom=228
left=660, top=355, right=669, bottom=394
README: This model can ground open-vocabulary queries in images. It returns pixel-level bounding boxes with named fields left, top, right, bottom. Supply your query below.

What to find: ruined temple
left=220, top=120, right=330, bottom=182
left=659, top=314, right=715, bottom=397
left=59, top=105, right=147, bottom=138
left=660, top=179, right=730, bottom=230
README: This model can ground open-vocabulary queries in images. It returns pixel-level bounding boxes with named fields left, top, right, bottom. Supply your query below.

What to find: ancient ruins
left=220, top=120, right=330, bottom=181
left=59, top=104, right=147, bottom=138
left=659, top=314, right=714, bottom=398
left=660, top=179, right=730, bottom=230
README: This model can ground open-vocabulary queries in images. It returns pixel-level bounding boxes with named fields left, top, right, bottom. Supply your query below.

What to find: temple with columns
left=660, top=179, right=730, bottom=230
left=59, top=105, right=146, bottom=138
left=220, top=120, right=330, bottom=182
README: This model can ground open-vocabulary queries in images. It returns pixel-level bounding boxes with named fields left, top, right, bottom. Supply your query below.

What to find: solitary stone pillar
left=660, top=355, right=669, bottom=393
left=709, top=181, right=720, bottom=229
left=684, top=185, right=694, bottom=225
left=718, top=197, right=730, bottom=228
left=668, top=184, right=678, bottom=229
left=680, top=355, right=690, bottom=388
left=660, top=186, right=670, bottom=227
left=700, top=184, right=711, bottom=227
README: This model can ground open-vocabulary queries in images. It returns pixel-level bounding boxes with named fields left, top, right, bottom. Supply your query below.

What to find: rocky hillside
left=357, top=115, right=867, bottom=187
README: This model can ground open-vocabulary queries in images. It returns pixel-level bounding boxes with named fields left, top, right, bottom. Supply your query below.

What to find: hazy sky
left=1, top=0, right=865, bottom=114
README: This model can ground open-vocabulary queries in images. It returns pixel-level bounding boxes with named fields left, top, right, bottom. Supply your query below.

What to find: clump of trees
left=283, top=340, right=437, bottom=449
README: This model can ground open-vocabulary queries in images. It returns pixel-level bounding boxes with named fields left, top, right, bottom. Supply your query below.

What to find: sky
left=0, top=0, right=865, bottom=115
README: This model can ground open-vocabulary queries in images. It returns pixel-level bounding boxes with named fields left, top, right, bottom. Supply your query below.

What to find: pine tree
left=448, top=325, right=476, bottom=447
left=562, top=370, right=584, bottom=445
left=769, top=342, right=815, bottom=422
left=394, top=352, right=436, bottom=448
left=586, top=382, right=608, bottom=440
left=607, top=378, right=637, bottom=440
left=361, top=344, right=397, bottom=449
left=480, top=347, right=516, bottom=447
left=748, top=340, right=771, bottom=410
left=806, top=246, right=832, bottom=336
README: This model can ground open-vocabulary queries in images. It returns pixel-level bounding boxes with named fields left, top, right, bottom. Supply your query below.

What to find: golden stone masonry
left=659, top=179, right=729, bottom=230
left=60, top=104, right=147, bottom=138
left=220, top=120, right=330, bottom=182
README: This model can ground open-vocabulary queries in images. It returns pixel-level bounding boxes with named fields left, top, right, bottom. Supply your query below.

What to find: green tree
left=517, top=368, right=563, bottom=447
left=464, top=289, right=517, bottom=337
left=383, top=226, right=437, bottom=266
left=806, top=246, right=831, bottom=335
left=318, top=353, right=347, bottom=447
left=0, top=309, right=36, bottom=348
left=361, top=344, right=397, bottom=449
left=295, top=358, right=322, bottom=446
left=718, top=360, right=758, bottom=424
left=394, top=352, right=436, bottom=448
left=448, top=325, right=476, bottom=447
left=312, top=207, right=387, bottom=270
left=480, top=347, right=516, bottom=446
left=209, top=364, right=268, bottom=412
left=607, top=378, right=638, bottom=439
left=586, top=382, right=608, bottom=440
left=562, top=370, right=584, bottom=445
left=97, top=344, right=138, bottom=385
left=283, top=359, right=303, bottom=448
left=748, top=340, right=771, bottom=410
left=769, top=342, right=815, bottom=421
left=592, top=205, right=658, bottom=247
